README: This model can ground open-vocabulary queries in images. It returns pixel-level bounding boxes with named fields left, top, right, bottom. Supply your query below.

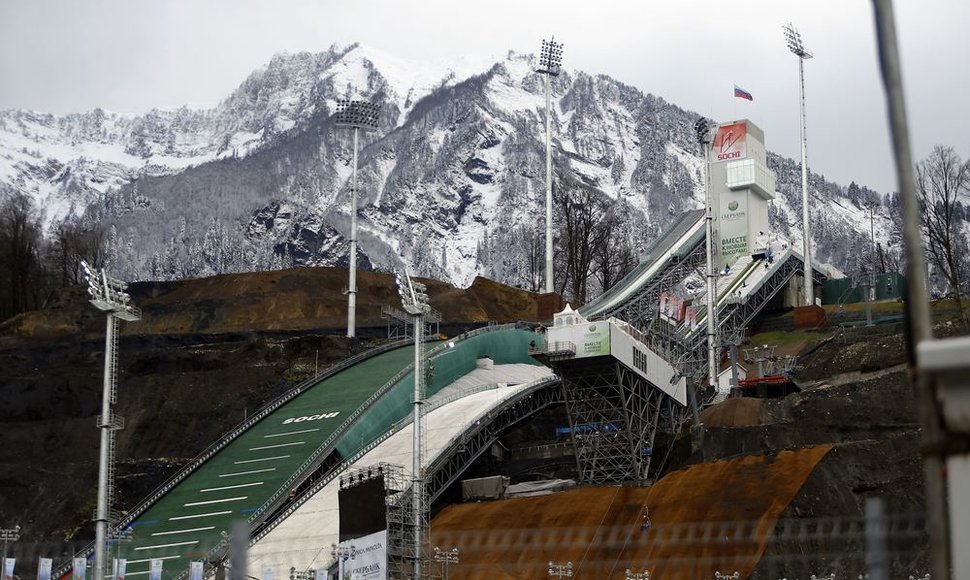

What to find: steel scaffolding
left=541, top=356, right=683, bottom=485
left=384, top=463, right=426, bottom=580
left=381, top=304, right=441, bottom=340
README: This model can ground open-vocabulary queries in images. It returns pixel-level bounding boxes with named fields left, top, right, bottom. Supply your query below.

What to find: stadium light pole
left=547, top=561, right=573, bottom=578
left=329, top=544, right=354, bottom=580
left=397, top=270, right=431, bottom=580
left=1, top=525, right=20, bottom=562
left=81, top=260, right=141, bottom=580
left=110, top=526, right=134, bottom=579
left=432, top=547, right=459, bottom=580
left=784, top=22, right=815, bottom=306
left=695, top=118, right=720, bottom=393
left=335, top=100, right=380, bottom=338
left=537, top=37, right=564, bottom=294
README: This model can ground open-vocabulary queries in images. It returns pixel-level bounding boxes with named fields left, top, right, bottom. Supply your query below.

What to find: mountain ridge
left=0, top=43, right=886, bottom=295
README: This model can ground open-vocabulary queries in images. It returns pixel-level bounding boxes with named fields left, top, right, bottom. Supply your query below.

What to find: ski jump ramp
left=247, top=364, right=554, bottom=573
left=68, top=216, right=824, bottom=580
left=60, top=326, right=544, bottom=580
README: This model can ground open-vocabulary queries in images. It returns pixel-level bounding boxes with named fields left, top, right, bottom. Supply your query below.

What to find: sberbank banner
left=577, top=323, right=611, bottom=358
left=719, top=191, right=748, bottom=267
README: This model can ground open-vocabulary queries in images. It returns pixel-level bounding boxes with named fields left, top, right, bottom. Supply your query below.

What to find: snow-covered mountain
left=0, top=42, right=885, bottom=293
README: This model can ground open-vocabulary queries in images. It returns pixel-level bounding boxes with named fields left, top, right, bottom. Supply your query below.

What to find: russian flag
left=734, top=85, right=753, bottom=101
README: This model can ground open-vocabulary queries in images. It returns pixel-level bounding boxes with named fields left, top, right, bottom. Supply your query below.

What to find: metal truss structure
left=620, top=251, right=825, bottom=401
left=550, top=358, right=683, bottom=485
left=382, top=304, right=441, bottom=340
left=385, top=376, right=563, bottom=579
left=607, top=241, right=707, bottom=329
left=424, top=377, right=563, bottom=503
left=383, top=464, right=421, bottom=580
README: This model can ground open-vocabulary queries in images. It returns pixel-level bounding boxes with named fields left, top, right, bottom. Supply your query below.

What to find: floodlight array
left=0, top=525, right=21, bottom=541
left=396, top=269, right=431, bottom=316
left=81, top=260, right=141, bottom=321
left=433, top=546, right=460, bottom=564
left=694, top=117, right=713, bottom=145
left=334, top=100, right=381, bottom=130
left=783, top=22, right=813, bottom=59
left=331, top=543, right=355, bottom=561
left=548, top=561, right=573, bottom=578
left=537, top=38, right=564, bottom=76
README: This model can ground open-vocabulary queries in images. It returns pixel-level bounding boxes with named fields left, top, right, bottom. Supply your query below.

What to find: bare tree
left=555, top=180, right=609, bottom=305
left=520, top=224, right=544, bottom=293
left=51, top=220, right=108, bottom=286
left=592, top=206, right=637, bottom=295
left=0, top=193, right=45, bottom=319
left=916, top=145, right=970, bottom=316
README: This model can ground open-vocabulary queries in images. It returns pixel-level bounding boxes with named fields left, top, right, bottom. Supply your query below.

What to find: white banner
left=72, top=558, right=86, bottom=580
left=340, top=530, right=386, bottom=580
left=149, top=560, right=163, bottom=580
left=719, top=190, right=748, bottom=267
left=4, top=558, right=14, bottom=580
left=115, top=559, right=127, bottom=580
left=189, top=562, right=203, bottom=580
left=37, top=558, right=52, bottom=580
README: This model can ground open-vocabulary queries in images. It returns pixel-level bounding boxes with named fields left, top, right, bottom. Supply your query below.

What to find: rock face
left=2, top=44, right=884, bottom=293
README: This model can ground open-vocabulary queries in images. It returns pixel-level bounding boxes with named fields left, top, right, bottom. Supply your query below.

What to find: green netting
left=823, top=273, right=906, bottom=305
left=874, top=272, right=906, bottom=300
left=823, top=278, right=860, bottom=304
left=334, top=328, right=542, bottom=458
left=112, top=344, right=417, bottom=579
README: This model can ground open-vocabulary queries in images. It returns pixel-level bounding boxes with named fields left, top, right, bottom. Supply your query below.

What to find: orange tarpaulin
left=431, top=445, right=833, bottom=579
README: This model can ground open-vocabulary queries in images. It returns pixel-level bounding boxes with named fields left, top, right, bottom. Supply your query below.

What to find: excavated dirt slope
left=431, top=446, right=832, bottom=580
left=1, top=267, right=538, bottom=340
left=0, top=267, right=540, bottom=545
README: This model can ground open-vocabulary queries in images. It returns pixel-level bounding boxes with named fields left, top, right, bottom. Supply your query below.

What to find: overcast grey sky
left=1, top=0, right=967, bottom=194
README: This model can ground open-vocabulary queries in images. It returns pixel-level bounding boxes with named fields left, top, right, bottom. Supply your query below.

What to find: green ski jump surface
left=95, top=327, right=539, bottom=580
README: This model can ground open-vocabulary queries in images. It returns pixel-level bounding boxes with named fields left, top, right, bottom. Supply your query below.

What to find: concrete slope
left=431, top=445, right=832, bottom=579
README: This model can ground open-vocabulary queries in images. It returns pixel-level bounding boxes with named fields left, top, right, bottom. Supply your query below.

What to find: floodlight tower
left=783, top=22, right=815, bottom=306
left=547, top=561, right=573, bottom=578
left=432, top=547, right=459, bottom=580
left=330, top=543, right=355, bottom=580
left=335, top=100, right=381, bottom=338
left=1, top=525, right=20, bottom=562
left=694, top=118, right=719, bottom=392
left=81, top=260, right=141, bottom=580
left=537, top=37, right=564, bottom=294
left=396, top=270, right=432, bottom=579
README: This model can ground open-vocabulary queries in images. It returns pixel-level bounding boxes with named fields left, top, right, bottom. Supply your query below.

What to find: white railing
left=531, top=340, right=576, bottom=356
